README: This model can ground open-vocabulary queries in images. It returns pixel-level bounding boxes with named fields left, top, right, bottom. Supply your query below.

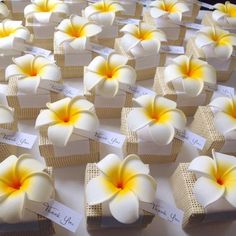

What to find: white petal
left=24, top=4, right=38, bottom=17
left=164, top=64, right=183, bottom=84
left=69, top=37, right=87, bottom=50
left=0, top=106, right=14, bottom=124
left=162, top=110, right=186, bottom=130
left=0, top=3, right=9, bottom=18
left=141, top=39, right=159, bottom=53
left=0, top=180, right=13, bottom=201
left=133, top=95, right=154, bottom=109
left=150, top=7, right=167, bottom=19
left=212, top=10, right=226, bottom=22
left=47, top=98, right=71, bottom=117
left=109, top=189, right=139, bottom=224
left=83, top=23, right=102, bottom=37
left=200, top=64, right=217, bottom=84
left=86, top=175, right=119, bottom=205
left=214, top=112, right=236, bottom=135
left=39, top=64, right=61, bottom=82
left=193, top=176, right=225, bottom=207
left=5, top=64, right=23, bottom=80
left=13, top=54, right=34, bottom=69
left=69, top=98, right=95, bottom=114
left=55, top=31, right=73, bottom=45
left=95, top=12, right=116, bottom=26
left=56, top=18, right=71, bottom=32
left=209, top=96, right=232, bottom=113
left=215, top=44, right=233, bottom=59
left=35, top=110, right=57, bottom=128
left=48, top=124, right=73, bottom=146
left=0, top=155, right=17, bottom=183
left=195, top=34, right=214, bottom=48
left=115, top=66, right=136, bottom=86
left=84, top=71, right=105, bottom=91
left=120, top=24, right=138, bottom=34
left=17, top=76, right=41, bottom=94
left=182, top=78, right=204, bottom=97
left=87, top=56, right=106, bottom=72
left=95, top=79, right=119, bottom=97
left=108, top=53, right=128, bottom=69
left=225, top=184, right=236, bottom=207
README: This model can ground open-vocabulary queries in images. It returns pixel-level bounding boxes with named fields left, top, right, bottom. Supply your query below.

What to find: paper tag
left=199, top=2, right=214, bottom=9
left=217, top=85, right=235, bottom=98
left=120, top=84, right=156, bottom=97
left=0, top=128, right=37, bottom=149
left=116, top=18, right=140, bottom=25
left=141, top=198, right=184, bottom=226
left=175, top=129, right=206, bottom=150
left=182, top=22, right=203, bottom=30
left=160, top=45, right=185, bottom=55
left=90, top=43, right=115, bottom=57
left=94, top=129, right=126, bottom=148
left=26, top=199, right=82, bottom=233
left=24, top=46, right=51, bottom=57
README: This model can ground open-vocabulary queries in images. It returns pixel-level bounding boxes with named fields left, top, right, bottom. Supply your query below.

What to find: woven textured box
left=186, top=37, right=236, bottom=82
left=114, top=38, right=166, bottom=81
left=121, top=108, right=182, bottom=163
left=171, top=163, right=236, bottom=228
left=6, top=77, right=62, bottom=120
left=85, top=163, right=154, bottom=230
left=153, top=67, right=213, bottom=116
left=189, top=106, right=227, bottom=156
left=39, top=129, right=99, bottom=168
left=117, top=2, right=143, bottom=19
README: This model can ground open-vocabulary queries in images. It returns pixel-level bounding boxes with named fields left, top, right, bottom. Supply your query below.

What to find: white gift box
left=64, top=0, right=87, bottom=15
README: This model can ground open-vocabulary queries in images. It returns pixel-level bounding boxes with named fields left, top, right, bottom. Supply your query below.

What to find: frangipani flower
left=213, top=2, right=236, bottom=27
left=35, top=97, right=99, bottom=146
left=150, top=0, right=189, bottom=22
left=84, top=0, right=124, bottom=26
left=84, top=53, right=136, bottom=97
left=120, top=21, right=166, bottom=57
left=0, top=20, right=30, bottom=53
left=188, top=150, right=236, bottom=208
left=24, top=0, right=69, bottom=24
left=127, top=95, right=187, bottom=145
left=5, top=54, right=61, bottom=94
left=164, top=55, right=216, bottom=97
left=0, top=104, right=14, bottom=125
left=195, top=26, right=236, bottom=59
left=209, top=96, right=236, bottom=136
left=0, top=154, right=54, bottom=223
left=0, top=3, right=9, bottom=20
left=86, top=154, right=157, bottom=224
left=55, top=15, right=102, bottom=50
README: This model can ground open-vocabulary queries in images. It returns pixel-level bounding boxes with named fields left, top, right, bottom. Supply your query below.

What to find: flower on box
left=86, top=153, right=157, bottom=224
left=164, top=55, right=216, bottom=97
left=84, top=53, right=136, bottom=97
left=35, top=97, right=99, bottom=146
left=0, top=103, right=14, bottom=124
left=5, top=54, right=61, bottom=94
left=188, top=150, right=236, bottom=208
left=0, top=154, right=54, bottom=223
left=0, top=2, right=9, bottom=20
left=149, top=0, right=189, bottom=22
left=84, top=0, right=124, bottom=26
left=55, top=15, right=102, bottom=50
left=213, top=1, right=236, bottom=27
left=120, top=21, right=166, bottom=57
left=127, top=95, right=187, bottom=145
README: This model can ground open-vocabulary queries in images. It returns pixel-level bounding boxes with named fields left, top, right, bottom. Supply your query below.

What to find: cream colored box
left=64, top=0, right=87, bottom=15
left=181, top=1, right=201, bottom=23
left=117, top=1, right=143, bottom=19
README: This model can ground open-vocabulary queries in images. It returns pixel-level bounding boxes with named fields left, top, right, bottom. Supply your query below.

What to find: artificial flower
left=164, top=55, right=216, bottom=97
left=0, top=104, right=14, bottom=124
left=195, top=26, right=236, bottom=59
left=86, top=153, right=157, bottom=224
left=213, top=1, right=236, bottom=27
left=5, top=54, right=61, bottom=94
left=188, top=150, right=236, bottom=208
left=35, top=97, right=99, bottom=146
left=0, top=154, right=54, bottom=223
left=127, top=95, right=186, bottom=145
left=24, top=0, right=69, bottom=23
left=209, top=95, right=236, bottom=136
left=0, top=2, right=9, bottom=20
left=84, top=53, right=136, bottom=97
left=120, top=21, right=166, bottom=57
left=55, top=15, right=102, bottom=50
left=150, top=0, right=189, bottom=22
left=0, top=20, right=31, bottom=52
left=84, top=0, right=124, bottom=26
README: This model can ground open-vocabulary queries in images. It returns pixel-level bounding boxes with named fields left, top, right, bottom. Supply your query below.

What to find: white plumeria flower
left=150, top=0, right=189, bottom=22
left=5, top=54, right=61, bottom=94
left=0, top=2, right=10, bottom=20
left=84, top=53, right=136, bottom=97
left=84, top=0, right=124, bottom=26
left=188, top=150, right=236, bottom=208
left=209, top=96, right=236, bottom=136
left=35, top=97, right=99, bottom=146
left=195, top=26, right=236, bottom=59
left=86, top=153, right=157, bottom=224
left=120, top=21, right=166, bottom=57
left=213, top=1, right=236, bottom=27
left=55, top=15, right=102, bottom=50
left=24, top=0, right=69, bottom=23
left=127, top=95, right=187, bottom=145
left=164, top=55, right=216, bottom=97
left=0, top=154, right=54, bottom=223
left=0, top=104, right=14, bottom=125
left=0, top=20, right=31, bottom=53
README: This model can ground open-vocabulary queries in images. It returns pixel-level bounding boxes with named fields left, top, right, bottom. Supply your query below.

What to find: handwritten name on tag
left=90, top=43, right=114, bottom=57
left=160, top=45, right=185, bottom=55
left=116, top=18, right=140, bottom=25
left=141, top=199, right=183, bottom=225
left=94, top=129, right=126, bottom=148
left=26, top=199, right=82, bottom=233
left=0, top=128, right=37, bottom=149
left=175, top=129, right=206, bottom=150
left=25, top=46, right=51, bottom=57
left=217, top=85, right=235, bottom=97
left=120, top=84, right=155, bottom=97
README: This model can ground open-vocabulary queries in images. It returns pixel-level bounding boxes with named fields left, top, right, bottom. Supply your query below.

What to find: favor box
left=143, top=11, right=186, bottom=46
left=85, top=163, right=154, bottom=230
left=189, top=106, right=236, bottom=155
left=64, top=0, right=87, bottom=15
left=6, top=77, right=62, bottom=120
left=0, top=167, right=55, bottom=236
left=153, top=67, right=213, bottom=116
left=114, top=38, right=166, bottom=81
left=117, top=1, right=143, bottom=19
left=186, top=37, right=236, bottom=82
left=121, top=108, right=183, bottom=163
left=181, top=1, right=200, bottom=23
left=170, top=163, right=236, bottom=228
left=39, top=124, right=99, bottom=168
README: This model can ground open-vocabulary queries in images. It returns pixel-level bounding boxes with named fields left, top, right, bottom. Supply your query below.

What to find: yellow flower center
left=0, top=27, right=16, bottom=38
left=225, top=3, right=236, bottom=17
left=225, top=100, right=236, bottom=119
left=134, top=29, right=154, bottom=41
left=160, top=1, right=177, bottom=13
left=64, top=24, right=86, bottom=38
left=94, top=2, right=116, bottom=13
left=116, top=181, right=124, bottom=189
left=97, top=62, right=118, bottom=80
left=180, top=60, right=203, bottom=79
left=217, top=178, right=224, bottom=186
left=35, top=0, right=57, bottom=12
